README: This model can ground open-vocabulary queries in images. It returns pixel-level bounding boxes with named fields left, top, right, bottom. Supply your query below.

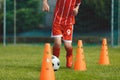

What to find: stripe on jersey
left=53, top=0, right=61, bottom=23
left=65, top=0, right=73, bottom=25
left=59, top=0, right=67, bottom=24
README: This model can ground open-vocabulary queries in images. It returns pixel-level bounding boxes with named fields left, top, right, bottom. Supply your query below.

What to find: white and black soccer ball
left=52, top=55, right=60, bottom=71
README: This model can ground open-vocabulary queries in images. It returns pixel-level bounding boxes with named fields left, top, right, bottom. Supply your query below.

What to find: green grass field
left=0, top=44, right=120, bottom=80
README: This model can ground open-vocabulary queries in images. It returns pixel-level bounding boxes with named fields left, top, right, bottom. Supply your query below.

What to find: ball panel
left=52, top=55, right=60, bottom=71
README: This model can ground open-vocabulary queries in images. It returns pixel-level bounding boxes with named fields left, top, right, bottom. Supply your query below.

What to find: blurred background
left=0, top=0, right=119, bottom=46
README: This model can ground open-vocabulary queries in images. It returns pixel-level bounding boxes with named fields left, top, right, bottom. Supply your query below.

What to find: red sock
left=66, top=47, right=73, bottom=68
left=53, top=46, right=60, bottom=57
left=66, top=47, right=73, bottom=56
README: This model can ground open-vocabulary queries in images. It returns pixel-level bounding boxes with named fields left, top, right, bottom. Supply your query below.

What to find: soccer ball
left=52, top=55, right=60, bottom=71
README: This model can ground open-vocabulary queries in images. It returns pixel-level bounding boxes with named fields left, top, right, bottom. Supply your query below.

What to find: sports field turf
left=0, top=44, right=120, bottom=80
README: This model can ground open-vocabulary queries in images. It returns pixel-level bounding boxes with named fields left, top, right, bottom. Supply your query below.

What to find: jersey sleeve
left=76, top=0, right=81, bottom=6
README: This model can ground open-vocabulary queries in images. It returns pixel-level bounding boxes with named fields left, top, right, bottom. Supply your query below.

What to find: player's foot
left=66, top=54, right=73, bottom=68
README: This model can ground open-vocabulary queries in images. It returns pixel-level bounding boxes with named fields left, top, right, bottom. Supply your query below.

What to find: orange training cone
left=40, top=43, right=55, bottom=80
left=99, top=38, right=110, bottom=65
left=74, top=40, right=87, bottom=71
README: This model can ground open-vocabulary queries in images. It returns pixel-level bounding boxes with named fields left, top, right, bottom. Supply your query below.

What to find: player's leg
left=63, top=25, right=74, bottom=68
left=64, top=41, right=73, bottom=68
left=52, top=23, right=62, bottom=57
left=53, top=37, right=61, bottom=57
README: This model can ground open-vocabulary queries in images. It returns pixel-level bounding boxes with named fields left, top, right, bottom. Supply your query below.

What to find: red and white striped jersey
left=53, top=0, right=81, bottom=25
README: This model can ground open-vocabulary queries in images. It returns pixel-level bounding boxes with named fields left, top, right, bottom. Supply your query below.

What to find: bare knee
left=53, top=37, right=61, bottom=48
left=64, top=41, right=72, bottom=49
